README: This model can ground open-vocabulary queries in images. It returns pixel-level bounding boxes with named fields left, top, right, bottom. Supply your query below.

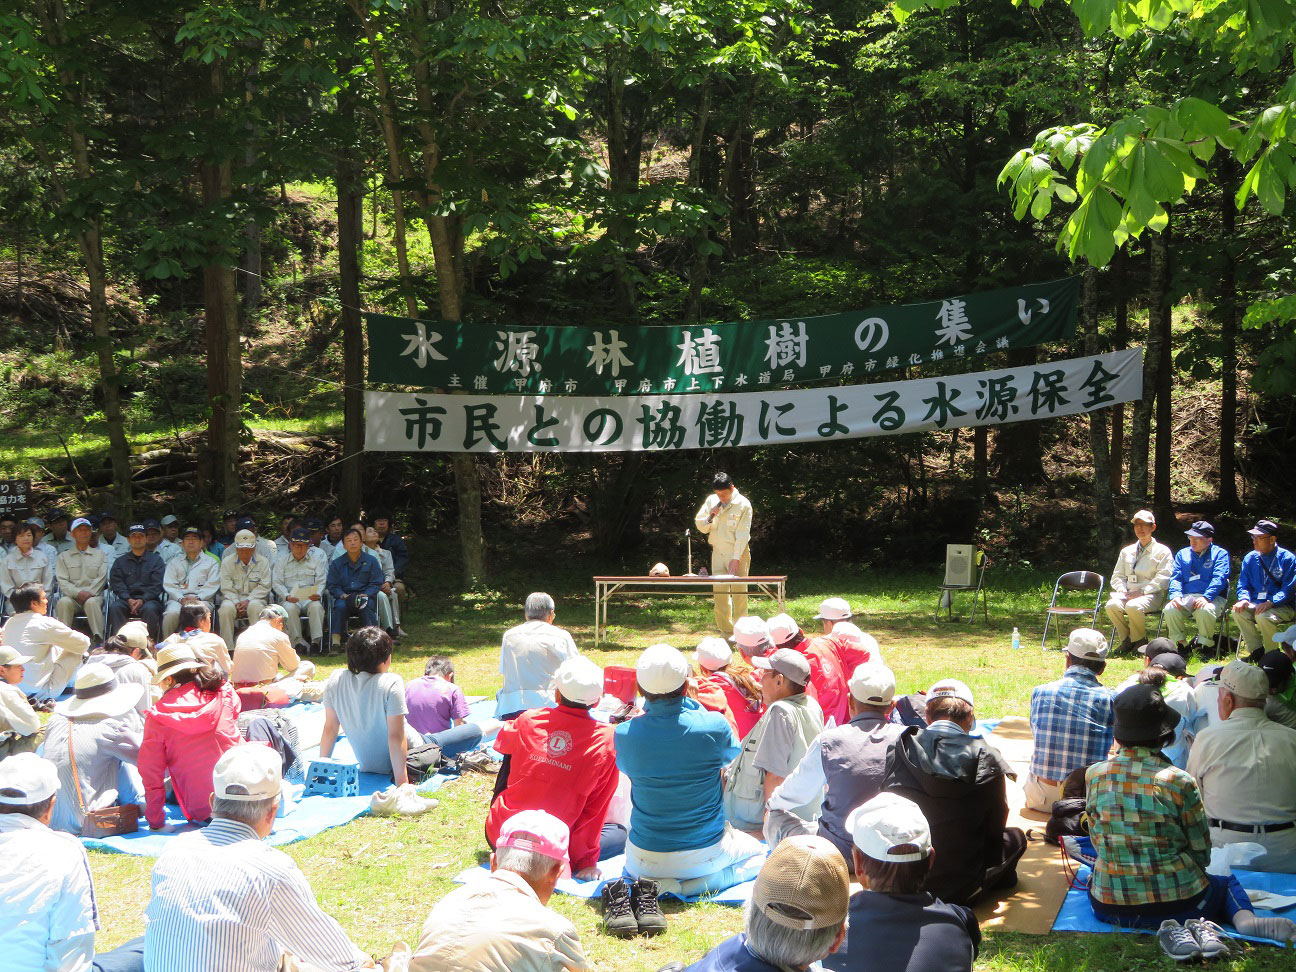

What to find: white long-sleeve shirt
left=3, top=612, right=91, bottom=697
left=272, top=547, right=328, bottom=601
left=1110, top=538, right=1173, bottom=598
left=163, top=553, right=221, bottom=605
left=0, top=547, right=55, bottom=602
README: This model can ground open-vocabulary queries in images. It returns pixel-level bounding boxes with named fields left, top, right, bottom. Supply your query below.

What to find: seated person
left=0, top=644, right=42, bottom=757
left=231, top=605, right=312, bottom=710
left=1187, top=661, right=1296, bottom=872
left=217, top=529, right=273, bottom=655
left=1259, top=649, right=1296, bottom=730
left=766, top=663, right=907, bottom=865
left=1086, top=683, right=1296, bottom=948
left=152, top=516, right=182, bottom=564
left=220, top=515, right=277, bottom=563
left=2, top=582, right=91, bottom=700
left=828, top=620, right=880, bottom=679
left=1162, top=521, right=1231, bottom=654
left=1133, top=654, right=1198, bottom=768
left=139, top=644, right=242, bottom=830
left=372, top=511, right=409, bottom=597
left=145, top=744, right=379, bottom=972
left=97, top=510, right=130, bottom=563
left=411, top=810, right=588, bottom=972
left=683, top=835, right=849, bottom=972
left=405, top=655, right=469, bottom=735
left=822, top=793, right=979, bottom=972
left=884, top=679, right=1026, bottom=906
left=325, top=528, right=384, bottom=650
left=0, top=754, right=145, bottom=972
left=44, top=664, right=145, bottom=835
left=487, top=658, right=619, bottom=888
left=693, top=636, right=762, bottom=739
left=161, top=601, right=231, bottom=672
left=161, top=526, right=220, bottom=639
left=272, top=527, right=328, bottom=654
left=0, top=522, right=54, bottom=612
left=767, top=612, right=847, bottom=727
left=614, top=643, right=762, bottom=900
left=90, top=621, right=157, bottom=715
left=497, top=591, right=580, bottom=719
left=364, top=525, right=406, bottom=639
left=107, top=522, right=166, bottom=641
left=54, top=517, right=108, bottom=641
left=1231, top=519, right=1296, bottom=659
left=723, top=648, right=824, bottom=835
left=273, top=513, right=298, bottom=560
left=45, top=510, right=75, bottom=556
left=319, top=513, right=345, bottom=559
left=1106, top=510, right=1173, bottom=653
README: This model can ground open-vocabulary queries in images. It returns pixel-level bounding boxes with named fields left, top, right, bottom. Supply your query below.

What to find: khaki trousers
left=284, top=598, right=325, bottom=645
left=218, top=598, right=267, bottom=653
left=711, top=546, right=751, bottom=636
left=1022, top=770, right=1064, bottom=813
left=54, top=594, right=104, bottom=638
left=1105, top=593, right=1163, bottom=642
left=1163, top=597, right=1226, bottom=645
left=1234, top=603, right=1296, bottom=653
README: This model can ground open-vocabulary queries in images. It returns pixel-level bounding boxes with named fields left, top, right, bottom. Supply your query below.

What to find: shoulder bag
left=68, top=723, right=141, bottom=838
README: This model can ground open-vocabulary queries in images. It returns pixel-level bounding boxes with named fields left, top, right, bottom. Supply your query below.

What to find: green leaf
left=1173, top=97, right=1231, bottom=139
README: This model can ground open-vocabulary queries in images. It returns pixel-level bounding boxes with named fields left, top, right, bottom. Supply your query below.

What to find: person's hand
left=1233, top=600, right=1251, bottom=613
left=76, top=590, right=92, bottom=604
left=381, top=582, right=392, bottom=595
left=1191, top=596, right=1207, bottom=611
left=237, top=599, right=249, bottom=614
left=309, top=593, right=321, bottom=601
left=128, top=598, right=142, bottom=613
left=574, top=866, right=601, bottom=882
left=1257, top=601, right=1274, bottom=615
left=285, top=595, right=299, bottom=604
left=727, top=558, right=740, bottom=574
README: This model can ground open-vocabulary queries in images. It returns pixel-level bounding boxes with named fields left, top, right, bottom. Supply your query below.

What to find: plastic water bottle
left=1011, top=627, right=1021, bottom=651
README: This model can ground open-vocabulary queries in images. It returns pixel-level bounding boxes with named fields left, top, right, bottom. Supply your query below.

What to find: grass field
left=87, top=562, right=1289, bottom=970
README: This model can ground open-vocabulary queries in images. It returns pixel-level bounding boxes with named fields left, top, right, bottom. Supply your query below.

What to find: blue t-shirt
left=615, top=696, right=739, bottom=852
left=684, top=933, right=782, bottom=972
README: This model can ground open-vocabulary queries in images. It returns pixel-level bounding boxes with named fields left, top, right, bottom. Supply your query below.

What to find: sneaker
left=601, top=878, right=638, bottom=938
left=395, top=625, right=408, bottom=639
left=1157, top=919, right=1202, bottom=962
left=1117, top=637, right=1132, bottom=655
left=1132, top=637, right=1149, bottom=653
left=1186, top=918, right=1231, bottom=959
left=630, top=878, right=668, bottom=936
left=458, top=750, right=502, bottom=775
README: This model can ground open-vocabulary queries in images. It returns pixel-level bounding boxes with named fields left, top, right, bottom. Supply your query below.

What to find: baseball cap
left=1139, top=636, right=1175, bottom=658
left=766, top=612, right=801, bottom=647
left=555, top=656, right=604, bottom=706
left=213, top=744, right=283, bottom=801
left=0, top=753, right=59, bottom=805
left=128, top=522, right=147, bottom=535
left=181, top=526, right=202, bottom=539
left=1066, top=628, right=1108, bottom=660
left=1259, top=651, right=1295, bottom=690
left=304, top=517, right=324, bottom=531
left=848, top=663, right=896, bottom=705
left=752, top=647, right=812, bottom=685
left=730, top=615, right=773, bottom=654
left=498, top=809, right=569, bottom=863
left=1150, top=652, right=1189, bottom=679
left=814, top=597, right=853, bottom=622
left=142, top=518, right=161, bottom=531
left=118, top=620, right=151, bottom=651
left=927, top=678, right=974, bottom=707
left=848, top=792, right=932, bottom=863
left=70, top=517, right=91, bottom=531
left=289, top=528, right=311, bottom=542
left=694, top=636, right=733, bottom=672
left=752, top=835, right=849, bottom=931
left=1272, top=625, right=1296, bottom=646
left=831, top=621, right=878, bottom=654
left=26, top=516, right=45, bottom=529
left=160, top=514, right=179, bottom=526
left=236, top=516, right=256, bottom=531
left=1130, top=509, right=1155, bottom=524
left=99, top=510, right=117, bottom=522
left=637, top=643, right=689, bottom=695
left=1184, top=520, right=1214, bottom=538
left=0, top=645, right=33, bottom=666
left=234, top=529, right=257, bottom=549
left=1218, top=660, right=1269, bottom=701
left=47, top=509, right=69, bottom=523
left=1248, top=519, right=1279, bottom=537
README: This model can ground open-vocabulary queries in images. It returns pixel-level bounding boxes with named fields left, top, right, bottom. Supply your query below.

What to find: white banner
left=365, top=347, right=1144, bottom=453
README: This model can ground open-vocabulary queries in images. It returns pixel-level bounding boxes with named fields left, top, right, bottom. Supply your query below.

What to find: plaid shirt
left=1086, top=747, right=1211, bottom=906
left=1029, top=667, right=1115, bottom=781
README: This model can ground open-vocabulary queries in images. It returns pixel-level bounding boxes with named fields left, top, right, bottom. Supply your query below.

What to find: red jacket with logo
left=794, top=635, right=850, bottom=727
left=487, top=703, right=620, bottom=871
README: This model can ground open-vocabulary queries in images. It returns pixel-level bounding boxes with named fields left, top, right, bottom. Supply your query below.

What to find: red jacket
left=139, top=681, right=243, bottom=828
left=831, top=634, right=875, bottom=681
left=697, top=671, right=763, bottom=739
left=487, top=704, right=620, bottom=872
left=791, top=635, right=850, bottom=727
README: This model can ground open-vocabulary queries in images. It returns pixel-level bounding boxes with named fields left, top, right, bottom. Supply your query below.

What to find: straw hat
left=153, top=643, right=203, bottom=684
left=55, top=663, right=145, bottom=720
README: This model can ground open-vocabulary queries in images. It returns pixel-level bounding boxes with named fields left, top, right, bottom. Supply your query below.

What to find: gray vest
left=724, top=693, right=823, bottom=829
left=817, top=713, right=907, bottom=857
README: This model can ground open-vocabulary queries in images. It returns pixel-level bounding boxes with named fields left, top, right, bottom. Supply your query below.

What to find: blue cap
left=142, top=518, right=161, bottom=530
left=128, top=522, right=146, bottom=535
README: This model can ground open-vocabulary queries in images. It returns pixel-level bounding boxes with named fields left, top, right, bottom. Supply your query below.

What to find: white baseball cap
left=1219, top=660, right=1269, bottom=701
left=0, top=753, right=60, bottom=805
left=848, top=792, right=932, bottom=863
left=730, top=615, right=772, bottom=653
left=927, top=678, right=974, bottom=707
left=1066, top=628, right=1109, bottom=660
left=814, top=597, right=853, bottom=621
left=118, top=620, right=151, bottom=651
left=1130, top=509, right=1156, bottom=524
left=555, top=656, right=604, bottom=706
left=213, top=743, right=283, bottom=801
left=848, top=663, right=896, bottom=706
left=694, top=637, right=733, bottom=672
left=0, top=645, right=33, bottom=666
left=766, top=613, right=801, bottom=647
left=234, top=529, right=257, bottom=549
left=637, top=643, right=689, bottom=695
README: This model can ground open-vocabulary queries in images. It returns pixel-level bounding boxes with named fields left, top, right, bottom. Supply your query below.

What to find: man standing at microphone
left=694, top=471, right=753, bottom=637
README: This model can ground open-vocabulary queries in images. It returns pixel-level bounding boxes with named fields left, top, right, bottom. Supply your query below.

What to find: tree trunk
left=336, top=38, right=365, bottom=522
left=991, top=350, right=1044, bottom=485
left=684, top=82, right=712, bottom=322
left=1109, top=247, right=1127, bottom=495
left=1153, top=221, right=1174, bottom=524
left=726, top=122, right=758, bottom=255
left=1083, top=268, right=1117, bottom=552
left=239, top=49, right=262, bottom=315
left=1129, top=234, right=1166, bottom=508
left=1217, top=161, right=1240, bottom=510
left=605, top=44, right=642, bottom=318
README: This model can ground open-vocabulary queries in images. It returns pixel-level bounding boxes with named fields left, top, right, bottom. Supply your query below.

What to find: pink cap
left=498, top=809, right=570, bottom=863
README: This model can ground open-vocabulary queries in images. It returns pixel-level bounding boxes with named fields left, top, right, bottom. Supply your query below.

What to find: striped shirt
left=143, top=818, right=370, bottom=972
left=1028, top=666, right=1115, bottom=781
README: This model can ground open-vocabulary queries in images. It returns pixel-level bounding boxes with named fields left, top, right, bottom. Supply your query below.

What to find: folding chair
left=1042, top=571, right=1105, bottom=650
left=1106, top=606, right=1165, bottom=651
left=935, top=545, right=989, bottom=623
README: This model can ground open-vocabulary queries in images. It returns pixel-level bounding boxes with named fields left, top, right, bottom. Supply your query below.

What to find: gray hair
left=495, top=844, right=560, bottom=882
left=524, top=592, right=555, bottom=620
left=1221, top=686, right=1265, bottom=709
left=744, top=902, right=841, bottom=968
left=260, top=604, right=289, bottom=622
left=212, top=795, right=278, bottom=826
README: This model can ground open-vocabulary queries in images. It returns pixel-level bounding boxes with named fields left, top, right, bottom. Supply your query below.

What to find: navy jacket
left=380, top=532, right=409, bottom=577
left=326, top=551, right=383, bottom=600
left=109, top=550, right=165, bottom=601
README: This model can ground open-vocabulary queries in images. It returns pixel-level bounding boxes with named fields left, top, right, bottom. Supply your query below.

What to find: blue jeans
left=1090, top=873, right=1253, bottom=928
left=600, top=823, right=628, bottom=861
left=94, top=936, right=144, bottom=972
left=425, top=722, right=483, bottom=759
left=330, top=594, right=377, bottom=638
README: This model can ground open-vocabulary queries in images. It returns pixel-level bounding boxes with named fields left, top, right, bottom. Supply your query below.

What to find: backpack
left=406, top=740, right=448, bottom=783
left=1043, top=765, right=1091, bottom=844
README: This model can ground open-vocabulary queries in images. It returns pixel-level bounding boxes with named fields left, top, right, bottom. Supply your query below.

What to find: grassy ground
left=88, top=564, right=1288, bottom=971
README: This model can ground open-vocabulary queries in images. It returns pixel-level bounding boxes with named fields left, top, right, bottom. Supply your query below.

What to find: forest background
left=2, top=0, right=1295, bottom=583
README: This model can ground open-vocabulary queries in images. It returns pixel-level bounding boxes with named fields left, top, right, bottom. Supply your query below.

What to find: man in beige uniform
left=162, top=527, right=221, bottom=637
left=1106, top=509, right=1173, bottom=653
left=53, top=517, right=107, bottom=638
left=218, top=529, right=273, bottom=655
left=694, top=471, right=753, bottom=637
left=272, top=527, right=328, bottom=653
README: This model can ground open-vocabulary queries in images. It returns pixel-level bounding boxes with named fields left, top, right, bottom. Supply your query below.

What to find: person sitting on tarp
left=692, top=636, right=762, bottom=739
left=497, top=592, right=580, bottom=721
left=768, top=612, right=848, bottom=728
left=1259, top=648, right=1296, bottom=730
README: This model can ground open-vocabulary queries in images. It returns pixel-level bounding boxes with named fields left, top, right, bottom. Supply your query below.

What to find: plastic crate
left=302, top=759, right=359, bottom=798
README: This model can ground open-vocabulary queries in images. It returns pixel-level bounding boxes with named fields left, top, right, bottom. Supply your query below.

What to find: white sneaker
left=369, top=783, right=439, bottom=817
left=1186, top=918, right=1231, bottom=959
left=1157, top=920, right=1202, bottom=962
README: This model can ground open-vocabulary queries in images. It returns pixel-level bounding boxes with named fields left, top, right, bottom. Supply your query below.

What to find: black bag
left=1044, top=797, right=1089, bottom=844
left=406, top=740, right=445, bottom=783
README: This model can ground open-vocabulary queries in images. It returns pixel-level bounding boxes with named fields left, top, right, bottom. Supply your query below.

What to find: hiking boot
left=1116, top=637, right=1132, bottom=656
left=630, top=878, right=668, bottom=936
left=1186, top=918, right=1231, bottom=959
left=601, top=878, right=637, bottom=938
left=1131, top=637, right=1148, bottom=654
left=458, top=750, right=502, bottom=774
left=1157, top=919, right=1201, bottom=962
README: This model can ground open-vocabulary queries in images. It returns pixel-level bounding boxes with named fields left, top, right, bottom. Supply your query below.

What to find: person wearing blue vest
left=324, top=528, right=383, bottom=652
left=1232, top=519, right=1296, bottom=659
left=1162, top=521, right=1231, bottom=654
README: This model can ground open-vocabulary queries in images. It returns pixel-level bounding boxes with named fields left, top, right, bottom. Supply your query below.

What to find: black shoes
left=1116, top=637, right=1132, bottom=655
left=602, top=878, right=667, bottom=937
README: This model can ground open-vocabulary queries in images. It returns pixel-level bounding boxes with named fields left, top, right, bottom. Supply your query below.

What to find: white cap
left=694, top=637, right=733, bottom=672
left=832, top=622, right=878, bottom=653
left=213, top=743, right=283, bottom=802
left=555, top=656, right=604, bottom=706
left=160, top=514, right=179, bottom=526
left=1273, top=625, right=1296, bottom=646
left=814, top=597, right=853, bottom=621
left=0, top=753, right=59, bottom=805
left=234, top=529, right=257, bottom=549
left=70, top=517, right=92, bottom=532
left=1066, top=628, right=1109, bottom=660
left=1130, top=509, right=1156, bottom=524
left=766, top=613, right=801, bottom=647
left=1219, top=660, right=1269, bottom=701
left=637, top=643, right=689, bottom=695
left=848, top=792, right=932, bottom=863
left=730, top=615, right=772, bottom=653
left=927, top=678, right=974, bottom=707
left=849, top=663, right=896, bottom=705
left=118, top=620, right=150, bottom=651
left=0, top=645, right=33, bottom=666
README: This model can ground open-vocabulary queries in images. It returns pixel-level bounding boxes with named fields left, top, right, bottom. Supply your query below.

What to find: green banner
left=366, top=276, right=1081, bottom=396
